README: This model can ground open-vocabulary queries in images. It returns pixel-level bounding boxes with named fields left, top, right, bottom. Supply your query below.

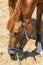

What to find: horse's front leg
left=36, top=3, right=43, bottom=54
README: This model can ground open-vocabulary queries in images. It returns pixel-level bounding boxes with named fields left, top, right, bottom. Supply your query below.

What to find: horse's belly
left=38, top=0, right=43, bottom=3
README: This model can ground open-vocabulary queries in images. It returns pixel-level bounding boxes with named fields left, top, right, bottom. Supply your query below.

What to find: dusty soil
left=0, top=0, right=43, bottom=65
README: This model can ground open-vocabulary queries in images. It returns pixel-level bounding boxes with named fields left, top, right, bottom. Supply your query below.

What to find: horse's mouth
left=8, top=49, right=16, bottom=60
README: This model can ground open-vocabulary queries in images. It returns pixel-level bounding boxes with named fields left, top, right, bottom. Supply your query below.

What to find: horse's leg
left=21, top=0, right=38, bottom=49
left=36, top=3, right=43, bottom=54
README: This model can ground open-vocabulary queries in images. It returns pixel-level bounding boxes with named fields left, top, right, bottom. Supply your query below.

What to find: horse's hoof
left=35, top=40, right=42, bottom=47
left=36, top=50, right=43, bottom=55
left=36, top=42, right=43, bottom=55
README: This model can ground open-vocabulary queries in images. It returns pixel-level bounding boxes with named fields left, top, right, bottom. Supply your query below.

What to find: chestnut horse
left=7, top=0, right=43, bottom=60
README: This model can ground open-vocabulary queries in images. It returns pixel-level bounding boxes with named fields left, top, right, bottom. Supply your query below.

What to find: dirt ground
left=0, top=0, right=43, bottom=65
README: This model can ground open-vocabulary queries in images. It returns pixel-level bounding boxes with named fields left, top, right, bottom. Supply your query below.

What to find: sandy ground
left=0, top=0, right=43, bottom=65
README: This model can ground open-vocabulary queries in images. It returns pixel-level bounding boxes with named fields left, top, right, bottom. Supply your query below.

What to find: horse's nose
left=10, top=53, right=16, bottom=60
left=8, top=49, right=16, bottom=60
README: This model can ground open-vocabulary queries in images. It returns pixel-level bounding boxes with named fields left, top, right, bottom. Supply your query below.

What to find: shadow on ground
left=17, top=49, right=39, bottom=61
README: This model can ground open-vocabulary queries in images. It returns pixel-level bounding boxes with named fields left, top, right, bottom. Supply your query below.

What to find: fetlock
left=35, top=33, right=42, bottom=47
left=35, top=40, right=42, bottom=47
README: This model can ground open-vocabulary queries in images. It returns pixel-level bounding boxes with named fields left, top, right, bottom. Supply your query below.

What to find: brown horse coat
left=7, top=0, right=43, bottom=35
left=7, top=0, right=35, bottom=36
left=7, top=0, right=43, bottom=50
left=38, top=0, right=43, bottom=3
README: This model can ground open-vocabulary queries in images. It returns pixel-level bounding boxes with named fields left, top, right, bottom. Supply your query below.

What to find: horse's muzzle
left=8, top=49, right=16, bottom=60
